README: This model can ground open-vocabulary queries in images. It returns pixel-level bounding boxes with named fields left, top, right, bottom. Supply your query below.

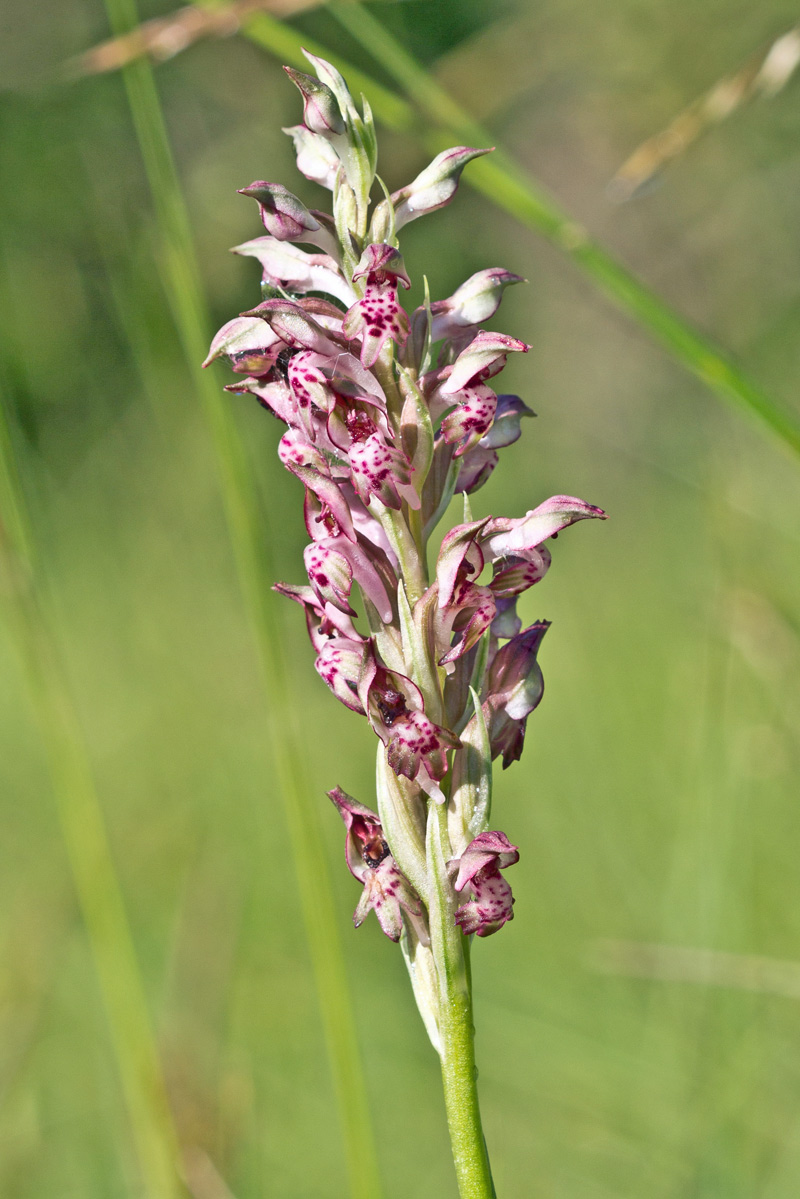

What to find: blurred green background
left=2, top=1, right=800, bottom=1196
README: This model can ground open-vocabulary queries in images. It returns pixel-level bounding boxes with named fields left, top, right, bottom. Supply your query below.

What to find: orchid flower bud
left=239, top=180, right=320, bottom=240
left=283, top=67, right=345, bottom=136
left=391, top=146, right=492, bottom=229
left=299, top=50, right=377, bottom=236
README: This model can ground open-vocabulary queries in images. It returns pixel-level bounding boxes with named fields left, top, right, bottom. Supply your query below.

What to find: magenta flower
left=344, top=243, right=411, bottom=367
left=484, top=621, right=550, bottom=767
left=358, top=654, right=461, bottom=798
left=328, top=788, right=427, bottom=942
left=450, top=831, right=520, bottom=937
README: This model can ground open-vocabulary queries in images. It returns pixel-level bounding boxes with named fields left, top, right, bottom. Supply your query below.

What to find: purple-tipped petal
left=245, top=298, right=344, bottom=357
left=233, top=237, right=355, bottom=306
left=430, top=269, right=526, bottom=343
left=392, top=147, right=493, bottom=229
left=482, top=496, right=607, bottom=562
left=203, top=316, right=283, bottom=374
left=442, top=331, right=530, bottom=395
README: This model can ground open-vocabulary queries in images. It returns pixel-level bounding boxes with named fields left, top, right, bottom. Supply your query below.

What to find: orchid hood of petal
left=442, top=331, right=530, bottom=395
left=430, top=269, right=525, bottom=342
left=352, top=243, right=411, bottom=288
left=232, top=237, right=355, bottom=306
left=482, top=496, right=607, bottom=562
left=392, top=146, right=493, bottom=229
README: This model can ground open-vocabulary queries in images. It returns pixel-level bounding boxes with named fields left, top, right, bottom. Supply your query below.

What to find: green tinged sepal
left=375, top=746, right=428, bottom=898
left=410, top=276, right=435, bottom=377
left=333, top=175, right=360, bottom=279
left=400, top=926, right=442, bottom=1055
left=399, top=368, right=435, bottom=498
left=448, top=688, right=493, bottom=858
left=422, top=443, right=460, bottom=542
left=368, top=198, right=395, bottom=247
left=397, top=582, right=442, bottom=724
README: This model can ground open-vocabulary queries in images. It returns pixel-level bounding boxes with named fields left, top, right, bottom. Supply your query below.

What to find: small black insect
left=274, top=346, right=298, bottom=382
left=362, top=836, right=391, bottom=869
left=376, top=688, right=407, bottom=727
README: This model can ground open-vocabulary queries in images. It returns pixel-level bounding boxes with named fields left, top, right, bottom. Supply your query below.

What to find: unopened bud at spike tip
left=283, top=66, right=346, bottom=136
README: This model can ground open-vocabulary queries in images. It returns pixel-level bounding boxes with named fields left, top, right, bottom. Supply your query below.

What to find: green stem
left=222, top=4, right=800, bottom=462
left=427, top=801, right=495, bottom=1199
left=96, top=2, right=381, bottom=1194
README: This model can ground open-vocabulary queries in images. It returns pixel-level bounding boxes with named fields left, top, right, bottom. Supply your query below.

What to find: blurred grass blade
left=591, top=939, right=800, bottom=1000
left=223, top=3, right=800, bottom=460
left=330, top=2, right=800, bottom=458
left=99, top=1, right=381, bottom=1195
left=0, top=401, right=183, bottom=1197
left=611, top=26, right=800, bottom=201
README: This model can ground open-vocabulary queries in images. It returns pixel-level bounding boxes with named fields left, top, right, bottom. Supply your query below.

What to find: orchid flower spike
left=206, top=51, right=606, bottom=1192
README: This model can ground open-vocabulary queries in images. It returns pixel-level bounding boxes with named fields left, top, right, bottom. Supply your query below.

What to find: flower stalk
left=206, top=52, right=605, bottom=1196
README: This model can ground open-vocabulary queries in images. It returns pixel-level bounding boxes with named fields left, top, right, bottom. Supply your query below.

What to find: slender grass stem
left=0, top=399, right=183, bottom=1199
left=220, top=4, right=800, bottom=461
left=94, top=2, right=381, bottom=1194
